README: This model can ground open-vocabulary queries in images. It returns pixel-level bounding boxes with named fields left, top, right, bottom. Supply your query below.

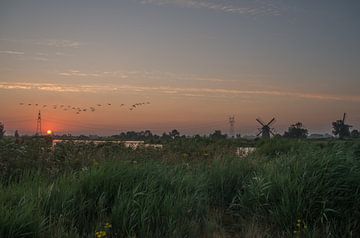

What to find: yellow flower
left=105, top=223, right=112, bottom=229
left=95, top=230, right=107, bottom=238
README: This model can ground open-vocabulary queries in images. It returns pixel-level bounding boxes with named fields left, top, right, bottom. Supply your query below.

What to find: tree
left=283, top=122, right=308, bottom=139
left=144, top=130, right=153, bottom=138
left=209, top=130, right=227, bottom=140
left=332, top=120, right=351, bottom=139
left=0, top=122, right=5, bottom=139
left=351, top=129, right=360, bottom=138
left=161, top=132, right=171, bottom=140
left=169, top=129, right=180, bottom=139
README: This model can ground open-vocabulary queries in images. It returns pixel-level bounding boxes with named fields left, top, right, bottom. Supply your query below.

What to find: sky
left=1, top=0, right=360, bottom=136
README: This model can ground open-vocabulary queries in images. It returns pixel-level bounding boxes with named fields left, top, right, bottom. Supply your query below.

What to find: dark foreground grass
left=1, top=139, right=360, bottom=237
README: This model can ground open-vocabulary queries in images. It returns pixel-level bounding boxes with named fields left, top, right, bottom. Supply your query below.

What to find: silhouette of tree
left=169, top=129, right=180, bottom=139
left=283, top=122, right=308, bottom=139
left=144, top=130, right=153, bottom=138
left=78, top=135, right=89, bottom=140
left=351, top=129, right=360, bottom=138
left=14, top=130, right=19, bottom=138
left=332, top=120, right=351, bottom=139
left=209, top=130, right=227, bottom=140
left=0, top=122, right=5, bottom=139
left=161, top=132, right=171, bottom=140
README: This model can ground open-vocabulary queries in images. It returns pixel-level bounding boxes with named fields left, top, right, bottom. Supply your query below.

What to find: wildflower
left=104, top=222, right=112, bottom=229
left=95, top=230, right=107, bottom=238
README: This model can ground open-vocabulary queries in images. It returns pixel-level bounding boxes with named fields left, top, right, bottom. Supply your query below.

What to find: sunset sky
left=1, top=0, right=360, bottom=136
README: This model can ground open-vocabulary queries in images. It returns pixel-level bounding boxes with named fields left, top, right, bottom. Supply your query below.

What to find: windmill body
left=256, top=118, right=276, bottom=139
left=332, top=113, right=352, bottom=139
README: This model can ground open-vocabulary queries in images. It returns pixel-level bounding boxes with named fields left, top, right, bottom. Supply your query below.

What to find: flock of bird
left=18, top=102, right=151, bottom=115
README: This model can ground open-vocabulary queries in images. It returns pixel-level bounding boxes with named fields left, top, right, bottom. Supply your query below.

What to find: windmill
left=256, top=118, right=276, bottom=139
left=332, top=113, right=352, bottom=139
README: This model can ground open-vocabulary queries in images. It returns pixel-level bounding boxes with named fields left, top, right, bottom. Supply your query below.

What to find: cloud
left=39, top=39, right=82, bottom=48
left=0, top=50, right=49, bottom=61
left=55, top=52, right=74, bottom=56
left=0, top=38, right=83, bottom=49
left=1, top=81, right=360, bottom=103
left=0, top=50, right=25, bottom=55
left=139, top=0, right=283, bottom=16
left=59, top=70, right=101, bottom=77
left=58, top=69, right=232, bottom=83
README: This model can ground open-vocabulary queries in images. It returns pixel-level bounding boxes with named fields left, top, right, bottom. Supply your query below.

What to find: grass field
left=1, top=138, right=360, bottom=237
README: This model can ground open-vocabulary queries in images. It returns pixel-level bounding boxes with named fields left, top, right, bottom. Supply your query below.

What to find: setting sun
left=46, top=130, right=53, bottom=135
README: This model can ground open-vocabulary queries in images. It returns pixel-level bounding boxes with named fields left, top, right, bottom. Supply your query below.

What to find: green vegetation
left=1, top=138, right=360, bottom=237
left=283, top=122, right=308, bottom=139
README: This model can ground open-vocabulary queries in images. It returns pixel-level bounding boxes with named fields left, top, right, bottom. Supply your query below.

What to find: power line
left=229, top=115, right=235, bottom=138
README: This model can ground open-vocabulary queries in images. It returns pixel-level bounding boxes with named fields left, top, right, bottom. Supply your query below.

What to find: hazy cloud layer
left=139, top=0, right=283, bottom=16
left=0, top=50, right=25, bottom=55
left=0, top=38, right=82, bottom=49
left=38, top=39, right=82, bottom=48
left=58, top=69, right=233, bottom=83
left=59, top=70, right=101, bottom=77
left=1, top=82, right=359, bottom=102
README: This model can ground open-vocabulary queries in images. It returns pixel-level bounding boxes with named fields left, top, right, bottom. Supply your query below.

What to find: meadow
left=1, top=137, right=360, bottom=237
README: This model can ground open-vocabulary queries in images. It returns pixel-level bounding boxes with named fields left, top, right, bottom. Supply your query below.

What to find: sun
left=46, top=129, right=53, bottom=135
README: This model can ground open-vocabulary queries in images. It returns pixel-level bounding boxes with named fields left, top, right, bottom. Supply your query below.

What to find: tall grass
left=0, top=160, right=209, bottom=237
left=1, top=138, right=360, bottom=237
left=230, top=140, right=360, bottom=237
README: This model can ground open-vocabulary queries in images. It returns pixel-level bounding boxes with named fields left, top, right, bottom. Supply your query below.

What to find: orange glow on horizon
left=47, top=129, right=53, bottom=135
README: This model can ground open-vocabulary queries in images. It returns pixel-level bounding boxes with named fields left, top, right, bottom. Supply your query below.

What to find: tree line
left=0, top=120, right=359, bottom=141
